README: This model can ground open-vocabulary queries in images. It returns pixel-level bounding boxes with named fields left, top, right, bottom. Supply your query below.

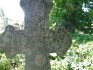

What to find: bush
left=0, top=53, right=10, bottom=70
left=50, top=34, right=93, bottom=70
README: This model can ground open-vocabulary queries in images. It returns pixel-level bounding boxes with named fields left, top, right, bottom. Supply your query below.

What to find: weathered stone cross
left=0, top=0, right=72, bottom=70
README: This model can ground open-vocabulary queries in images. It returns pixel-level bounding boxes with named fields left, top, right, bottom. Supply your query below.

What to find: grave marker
left=0, top=0, right=72, bottom=70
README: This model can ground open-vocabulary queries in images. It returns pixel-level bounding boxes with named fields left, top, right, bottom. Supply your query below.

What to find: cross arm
left=0, top=25, right=25, bottom=58
left=47, top=26, right=72, bottom=57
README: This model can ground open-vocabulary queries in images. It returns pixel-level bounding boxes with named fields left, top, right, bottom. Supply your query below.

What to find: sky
left=0, top=0, right=24, bottom=21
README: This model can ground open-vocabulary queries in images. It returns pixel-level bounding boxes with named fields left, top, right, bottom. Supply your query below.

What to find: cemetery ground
left=0, top=33, right=93, bottom=70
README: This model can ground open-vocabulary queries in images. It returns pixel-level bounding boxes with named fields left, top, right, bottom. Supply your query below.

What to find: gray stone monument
left=0, top=0, right=72, bottom=70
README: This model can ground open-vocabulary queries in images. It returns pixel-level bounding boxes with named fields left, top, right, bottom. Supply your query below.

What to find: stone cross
left=0, top=0, right=72, bottom=70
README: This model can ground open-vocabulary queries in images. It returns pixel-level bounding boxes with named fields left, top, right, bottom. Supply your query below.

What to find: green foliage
left=0, top=53, right=10, bottom=70
left=49, top=0, right=93, bottom=33
left=11, top=54, right=24, bottom=70
left=0, top=53, right=24, bottom=70
left=72, top=33, right=93, bottom=44
left=50, top=34, right=93, bottom=70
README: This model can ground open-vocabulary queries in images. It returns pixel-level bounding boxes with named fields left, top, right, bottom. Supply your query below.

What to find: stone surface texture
left=0, top=0, right=72, bottom=70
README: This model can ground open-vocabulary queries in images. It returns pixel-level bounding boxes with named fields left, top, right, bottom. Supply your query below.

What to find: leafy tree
left=49, top=0, right=93, bottom=34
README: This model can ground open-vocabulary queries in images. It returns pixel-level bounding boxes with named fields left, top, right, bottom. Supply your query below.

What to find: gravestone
left=0, top=0, right=72, bottom=70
